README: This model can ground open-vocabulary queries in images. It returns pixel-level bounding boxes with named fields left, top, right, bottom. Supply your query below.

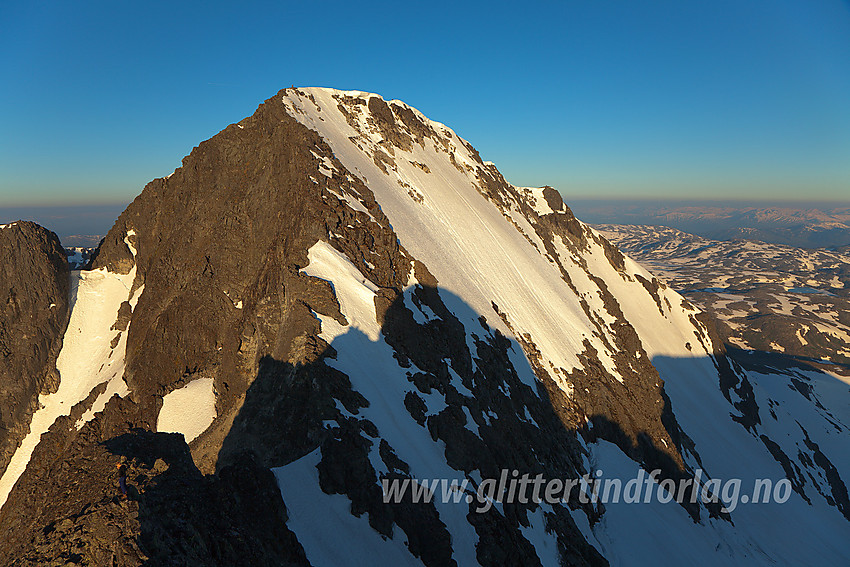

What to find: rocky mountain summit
left=0, top=88, right=848, bottom=566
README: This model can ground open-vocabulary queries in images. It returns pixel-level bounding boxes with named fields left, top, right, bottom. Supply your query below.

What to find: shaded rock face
left=0, top=221, right=69, bottom=479
left=0, top=395, right=308, bottom=566
left=226, top=287, right=609, bottom=567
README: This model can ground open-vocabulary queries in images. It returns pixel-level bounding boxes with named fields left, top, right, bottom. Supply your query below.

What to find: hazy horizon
left=4, top=197, right=849, bottom=249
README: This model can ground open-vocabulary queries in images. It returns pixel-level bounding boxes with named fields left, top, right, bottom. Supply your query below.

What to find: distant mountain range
left=569, top=200, right=850, bottom=248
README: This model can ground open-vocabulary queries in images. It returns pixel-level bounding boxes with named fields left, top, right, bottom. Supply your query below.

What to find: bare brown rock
left=0, top=222, right=69, bottom=479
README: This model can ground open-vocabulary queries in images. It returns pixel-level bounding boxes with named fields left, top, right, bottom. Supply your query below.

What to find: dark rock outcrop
left=0, top=395, right=308, bottom=566
left=0, top=221, right=69, bottom=479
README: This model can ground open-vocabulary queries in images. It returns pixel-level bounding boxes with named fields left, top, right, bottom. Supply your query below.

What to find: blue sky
left=1, top=0, right=848, bottom=206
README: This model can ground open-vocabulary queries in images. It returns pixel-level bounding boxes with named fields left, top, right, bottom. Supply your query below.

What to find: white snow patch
left=224, top=290, right=243, bottom=309
left=525, top=186, right=555, bottom=216
left=302, top=240, right=380, bottom=340
left=76, top=284, right=144, bottom=427
left=417, top=384, right=449, bottom=416
left=402, top=290, right=431, bottom=325
left=461, top=405, right=479, bottom=436
left=311, top=150, right=338, bottom=177
left=157, top=377, right=216, bottom=443
left=325, top=186, right=371, bottom=217
left=519, top=506, right=560, bottom=566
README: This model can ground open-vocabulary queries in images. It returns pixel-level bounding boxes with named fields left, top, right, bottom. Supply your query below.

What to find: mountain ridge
left=0, top=87, right=847, bottom=566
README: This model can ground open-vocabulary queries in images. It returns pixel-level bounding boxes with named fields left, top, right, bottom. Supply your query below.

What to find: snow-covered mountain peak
left=280, top=86, right=704, bottom=367
left=0, top=87, right=847, bottom=566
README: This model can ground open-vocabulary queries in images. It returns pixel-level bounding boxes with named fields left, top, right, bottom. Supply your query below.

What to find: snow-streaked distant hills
left=571, top=201, right=850, bottom=248
left=598, top=224, right=850, bottom=379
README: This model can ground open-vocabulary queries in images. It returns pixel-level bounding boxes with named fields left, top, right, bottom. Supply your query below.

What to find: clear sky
left=1, top=0, right=849, bottom=206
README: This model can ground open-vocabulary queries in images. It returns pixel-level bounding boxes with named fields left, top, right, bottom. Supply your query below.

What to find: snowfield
left=282, top=88, right=708, bottom=390
left=157, top=377, right=217, bottom=443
